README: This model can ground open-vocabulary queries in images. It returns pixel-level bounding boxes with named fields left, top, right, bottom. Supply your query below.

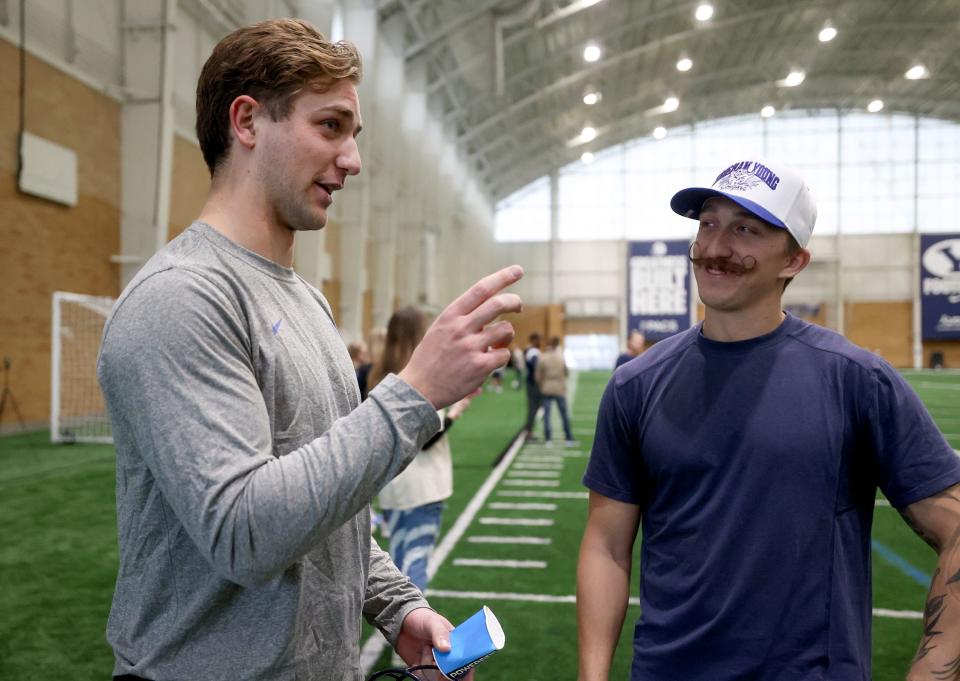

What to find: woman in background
left=369, top=306, right=471, bottom=591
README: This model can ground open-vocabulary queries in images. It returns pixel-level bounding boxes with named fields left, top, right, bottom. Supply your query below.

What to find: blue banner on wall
left=921, top=233, right=960, bottom=340
left=627, top=240, right=691, bottom=342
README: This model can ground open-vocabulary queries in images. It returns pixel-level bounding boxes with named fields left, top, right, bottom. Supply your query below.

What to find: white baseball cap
left=670, top=159, right=818, bottom=247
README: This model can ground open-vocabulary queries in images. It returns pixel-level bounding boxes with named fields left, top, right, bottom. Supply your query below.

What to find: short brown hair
left=196, top=18, right=362, bottom=176
left=782, top=234, right=803, bottom=291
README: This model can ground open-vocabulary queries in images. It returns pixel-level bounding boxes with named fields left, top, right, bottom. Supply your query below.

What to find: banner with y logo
left=921, top=233, right=960, bottom=340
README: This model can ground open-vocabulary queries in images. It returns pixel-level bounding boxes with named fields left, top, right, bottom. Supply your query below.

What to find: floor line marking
left=502, top=479, right=561, bottom=487
left=424, top=589, right=923, bottom=620
left=488, top=502, right=557, bottom=511
left=452, top=558, right=547, bottom=569
left=497, top=490, right=589, bottom=499
left=506, top=470, right=560, bottom=478
left=872, top=539, right=929, bottom=586
left=479, top=517, right=555, bottom=526
left=513, top=462, right=564, bottom=470
left=467, top=536, right=552, bottom=545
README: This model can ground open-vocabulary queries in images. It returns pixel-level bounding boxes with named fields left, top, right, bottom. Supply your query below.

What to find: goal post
left=50, top=291, right=115, bottom=444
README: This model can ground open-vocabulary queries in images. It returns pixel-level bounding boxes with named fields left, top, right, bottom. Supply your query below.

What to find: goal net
left=51, top=291, right=115, bottom=443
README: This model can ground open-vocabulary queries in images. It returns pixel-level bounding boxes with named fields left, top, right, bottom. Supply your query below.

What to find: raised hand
left=399, top=265, right=523, bottom=409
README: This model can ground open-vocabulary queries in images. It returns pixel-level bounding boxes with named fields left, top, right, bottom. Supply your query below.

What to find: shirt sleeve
left=866, top=361, right=960, bottom=509
left=582, top=373, right=645, bottom=505
left=363, top=535, right=431, bottom=645
left=97, top=269, right=441, bottom=587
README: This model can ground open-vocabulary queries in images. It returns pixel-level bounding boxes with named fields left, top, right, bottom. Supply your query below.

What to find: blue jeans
left=541, top=394, right=573, bottom=441
left=382, top=501, right=444, bottom=592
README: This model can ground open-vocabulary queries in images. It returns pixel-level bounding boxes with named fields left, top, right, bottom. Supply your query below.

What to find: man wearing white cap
left=577, top=159, right=960, bottom=680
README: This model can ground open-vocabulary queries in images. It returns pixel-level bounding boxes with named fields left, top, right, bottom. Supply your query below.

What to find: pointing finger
left=467, top=293, right=523, bottom=331
left=445, top=265, right=523, bottom=319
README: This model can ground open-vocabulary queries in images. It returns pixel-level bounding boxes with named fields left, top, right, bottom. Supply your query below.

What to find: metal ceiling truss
left=378, top=0, right=959, bottom=201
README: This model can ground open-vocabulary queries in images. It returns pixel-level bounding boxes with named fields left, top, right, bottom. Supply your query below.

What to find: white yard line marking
left=424, top=589, right=924, bottom=620
left=468, top=536, right=552, bottom=545
left=911, top=382, right=960, bottom=391
left=518, top=455, right=565, bottom=463
left=479, top=517, right=555, bottom=526
left=453, top=558, right=547, bottom=569
left=361, top=428, right=526, bottom=675
left=507, top=469, right=560, bottom=478
left=359, top=631, right=389, bottom=670
left=513, top=462, right=564, bottom=470
left=429, top=432, right=526, bottom=575
left=427, top=589, right=577, bottom=603
left=503, top=479, right=561, bottom=487
left=872, top=608, right=923, bottom=619
left=498, top=490, right=589, bottom=499
left=876, top=499, right=891, bottom=507
left=523, top=450, right=585, bottom=458
left=488, top=502, right=558, bottom=511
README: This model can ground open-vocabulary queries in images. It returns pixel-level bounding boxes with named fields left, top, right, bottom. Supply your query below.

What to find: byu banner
left=921, top=233, right=960, bottom=340
left=627, top=240, right=691, bottom=342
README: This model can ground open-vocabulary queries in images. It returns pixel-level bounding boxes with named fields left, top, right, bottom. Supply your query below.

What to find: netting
left=51, top=292, right=115, bottom=443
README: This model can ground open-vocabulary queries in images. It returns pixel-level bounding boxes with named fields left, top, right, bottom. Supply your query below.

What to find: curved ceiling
left=378, top=0, right=960, bottom=202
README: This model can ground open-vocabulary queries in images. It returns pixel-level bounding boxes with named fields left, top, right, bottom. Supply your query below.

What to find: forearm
left=907, top=550, right=960, bottom=679
left=901, top=488, right=960, bottom=680
left=576, top=545, right=631, bottom=681
left=201, top=376, right=441, bottom=585
left=364, top=536, right=430, bottom=644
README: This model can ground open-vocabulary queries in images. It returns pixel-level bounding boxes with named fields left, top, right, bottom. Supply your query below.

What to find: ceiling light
left=581, top=126, right=597, bottom=142
left=818, top=26, right=837, bottom=42
left=695, top=3, right=713, bottom=21
left=581, top=151, right=595, bottom=164
left=676, top=57, right=693, bottom=72
left=905, top=64, right=929, bottom=80
left=782, top=70, right=806, bottom=87
left=583, top=91, right=601, bottom=105
left=583, top=44, right=602, bottom=63
left=761, top=105, right=775, bottom=118
left=653, top=126, right=667, bottom=140
left=867, top=99, right=884, bottom=113
left=663, top=96, right=679, bottom=112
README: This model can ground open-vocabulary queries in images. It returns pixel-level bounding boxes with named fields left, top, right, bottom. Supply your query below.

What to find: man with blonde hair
left=98, top=18, right=521, bottom=680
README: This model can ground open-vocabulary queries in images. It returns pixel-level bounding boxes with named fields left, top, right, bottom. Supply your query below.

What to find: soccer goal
left=50, top=291, right=115, bottom=444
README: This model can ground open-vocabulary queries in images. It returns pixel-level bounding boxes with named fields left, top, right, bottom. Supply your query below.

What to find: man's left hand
left=395, top=607, right=474, bottom=680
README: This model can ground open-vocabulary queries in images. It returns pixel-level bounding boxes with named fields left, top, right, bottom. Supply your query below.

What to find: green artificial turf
left=2, top=368, right=958, bottom=679
left=0, top=431, right=117, bottom=680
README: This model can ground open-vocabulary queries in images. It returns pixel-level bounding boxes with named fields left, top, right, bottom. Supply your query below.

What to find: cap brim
left=670, top=187, right=789, bottom=233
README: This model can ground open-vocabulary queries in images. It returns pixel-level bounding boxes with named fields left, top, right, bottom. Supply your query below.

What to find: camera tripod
left=0, top=356, right=26, bottom=432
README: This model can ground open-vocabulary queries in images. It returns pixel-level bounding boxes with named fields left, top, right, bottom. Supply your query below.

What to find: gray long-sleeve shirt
left=97, top=222, right=439, bottom=680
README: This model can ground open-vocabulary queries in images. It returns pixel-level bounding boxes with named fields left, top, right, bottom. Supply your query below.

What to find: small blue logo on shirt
left=271, top=319, right=283, bottom=335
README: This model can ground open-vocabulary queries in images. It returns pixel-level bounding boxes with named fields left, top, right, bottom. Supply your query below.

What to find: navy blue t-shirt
left=583, top=313, right=960, bottom=681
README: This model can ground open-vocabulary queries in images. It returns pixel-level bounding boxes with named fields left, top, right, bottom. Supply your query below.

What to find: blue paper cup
left=432, top=605, right=505, bottom=679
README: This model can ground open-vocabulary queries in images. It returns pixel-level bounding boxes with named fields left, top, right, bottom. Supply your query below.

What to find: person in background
left=347, top=339, right=369, bottom=387
left=614, top=329, right=645, bottom=368
left=523, top=332, right=543, bottom=441
left=510, top=345, right=525, bottom=390
left=488, top=366, right=505, bottom=393
left=577, top=158, right=960, bottom=681
left=97, top=18, right=521, bottom=680
left=370, top=307, right=472, bottom=592
left=357, top=328, right=385, bottom=400
left=535, top=336, right=577, bottom=447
